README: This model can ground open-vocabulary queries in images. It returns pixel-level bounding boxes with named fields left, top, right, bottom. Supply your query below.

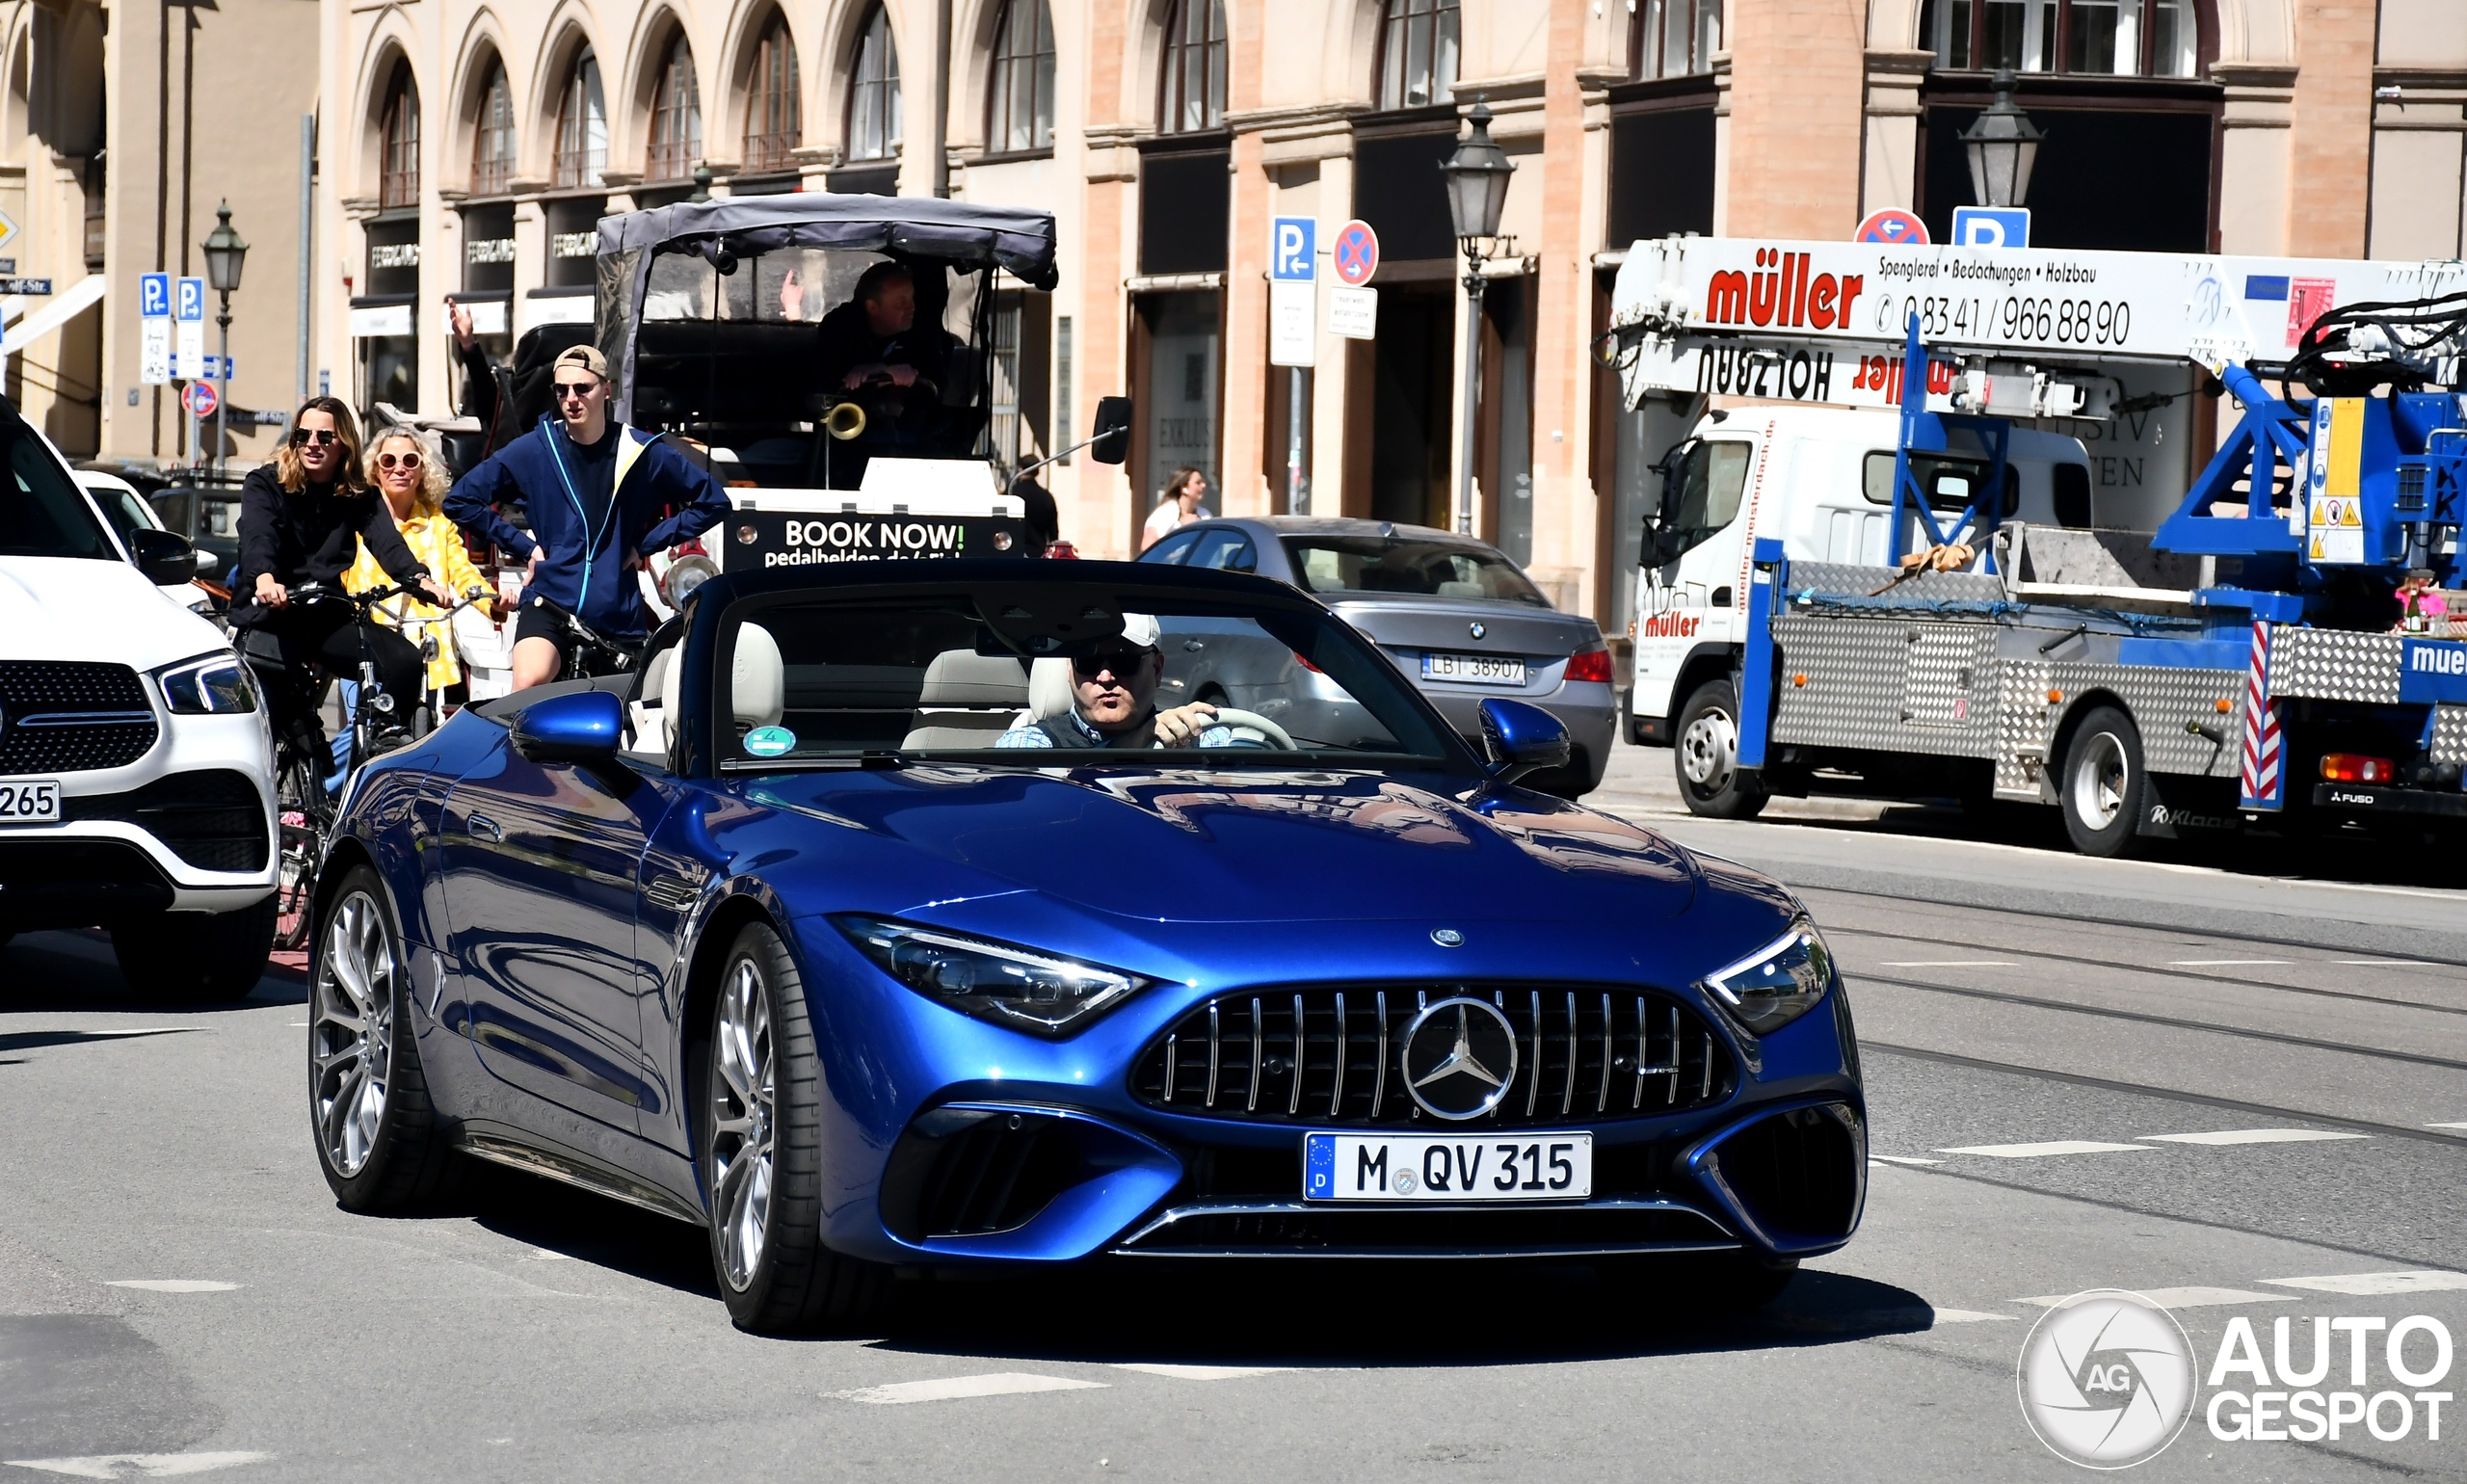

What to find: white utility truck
left=1607, top=234, right=2467, bottom=853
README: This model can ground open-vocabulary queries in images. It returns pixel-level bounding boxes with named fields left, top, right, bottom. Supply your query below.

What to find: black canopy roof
left=597, top=193, right=1057, bottom=289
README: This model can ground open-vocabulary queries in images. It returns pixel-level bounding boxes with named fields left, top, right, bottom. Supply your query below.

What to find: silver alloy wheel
left=1680, top=704, right=1738, bottom=791
left=710, top=957, right=776, bottom=1292
left=312, top=889, right=396, bottom=1176
left=2070, top=729, right=2130, bottom=831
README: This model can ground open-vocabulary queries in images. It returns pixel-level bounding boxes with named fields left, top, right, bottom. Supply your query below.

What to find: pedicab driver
left=444, top=345, right=731, bottom=689
left=995, top=615, right=1232, bottom=750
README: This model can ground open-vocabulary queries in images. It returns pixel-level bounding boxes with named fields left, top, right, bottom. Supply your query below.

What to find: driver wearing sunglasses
left=443, top=343, right=729, bottom=689
left=994, top=614, right=1230, bottom=750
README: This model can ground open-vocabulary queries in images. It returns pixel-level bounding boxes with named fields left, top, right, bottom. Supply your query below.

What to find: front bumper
left=795, top=920, right=1865, bottom=1268
left=0, top=707, right=277, bottom=928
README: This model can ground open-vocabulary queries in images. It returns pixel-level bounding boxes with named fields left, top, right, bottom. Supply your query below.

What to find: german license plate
left=1304, top=1132, right=1591, bottom=1202
left=0, top=778, right=62, bottom=825
left=1422, top=651, right=1526, bottom=685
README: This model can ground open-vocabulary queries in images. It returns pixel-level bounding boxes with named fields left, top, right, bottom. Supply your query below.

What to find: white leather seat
left=628, top=646, right=674, bottom=755
left=732, top=622, right=784, bottom=730
left=1020, top=656, right=1074, bottom=726
left=903, top=649, right=1028, bottom=749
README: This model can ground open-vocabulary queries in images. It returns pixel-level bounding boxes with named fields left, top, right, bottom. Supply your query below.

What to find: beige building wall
left=2, top=0, right=316, bottom=466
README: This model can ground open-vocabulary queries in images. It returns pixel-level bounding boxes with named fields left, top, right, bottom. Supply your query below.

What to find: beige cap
left=553, top=343, right=609, bottom=381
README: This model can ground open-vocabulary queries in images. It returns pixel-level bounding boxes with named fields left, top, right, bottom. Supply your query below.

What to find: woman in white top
left=1140, top=466, right=1212, bottom=551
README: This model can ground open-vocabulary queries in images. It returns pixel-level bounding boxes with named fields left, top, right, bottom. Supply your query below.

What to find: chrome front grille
left=1130, top=985, right=1733, bottom=1127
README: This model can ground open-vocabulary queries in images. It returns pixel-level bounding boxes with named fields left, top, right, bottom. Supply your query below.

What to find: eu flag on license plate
left=1304, top=1134, right=1335, bottom=1199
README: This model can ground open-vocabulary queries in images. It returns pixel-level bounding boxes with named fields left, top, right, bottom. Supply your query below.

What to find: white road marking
left=1928, top=1309, right=2017, bottom=1324
left=1111, top=1364, right=1290, bottom=1380
left=2262, top=1270, right=2467, bottom=1297
left=104, top=1281, right=240, bottom=1293
left=1869, top=1154, right=1942, bottom=1167
left=2428, top=1122, right=2467, bottom=1131
left=2016, top=1287, right=2289, bottom=1311
left=2168, top=959, right=2292, bottom=967
left=2335, top=959, right=2432, bottom=967
left=1936, top=1140, right=2153, bottom=1158
left=827, top=1373, right=1108, bottom=1405
left=4, top=1453, right=271, bottom=1478
left=2137, top=1129, right=2369, bottom=1147
left=287, top=1022, right=308, bottom=1028
left=1877, top=961, right=2015, bottom=967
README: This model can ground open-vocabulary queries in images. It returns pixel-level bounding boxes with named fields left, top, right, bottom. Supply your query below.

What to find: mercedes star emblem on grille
left=1468, top=621, right=1486, bottom=640
left=1399, top=996, right=1520, bottom=1120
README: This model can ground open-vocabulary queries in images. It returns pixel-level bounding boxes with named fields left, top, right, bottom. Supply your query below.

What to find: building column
left=1526, top=0, right=1593, bottom=614
left=2287, top=0, right=2375, bottom=258
left=2215, top=63, right=2298, bottom=255
left=1079, top=125, right=1136, bottom=556
left=1859, top=48, right=1933, bottom=217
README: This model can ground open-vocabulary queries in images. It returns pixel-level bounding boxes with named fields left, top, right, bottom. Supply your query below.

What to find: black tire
left=309, top=867, right=463, bottom=1209
left=112, top=893, right=278, bottom=1002
left=703, top=920, right=886, bottom=1335
left=1673, top=678, right=1768, bottom=820
left=2059, top=705, right=2146, bottom=858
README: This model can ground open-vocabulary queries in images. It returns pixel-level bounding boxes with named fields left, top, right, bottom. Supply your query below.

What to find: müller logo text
left=1704, top=249, right=1867, bottom=331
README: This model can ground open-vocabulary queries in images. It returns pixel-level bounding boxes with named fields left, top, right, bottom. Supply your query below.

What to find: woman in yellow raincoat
left=344, top=429, right=498, bottom=705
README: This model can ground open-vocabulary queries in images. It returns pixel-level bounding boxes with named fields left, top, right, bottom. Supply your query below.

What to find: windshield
left=1279, top=534, right=1549, bottom=607
left=632, top=247, right=995, bottom=490
left=703, top=589, right=1465, bottom=770
left=0, top=423, right=116, bottom=561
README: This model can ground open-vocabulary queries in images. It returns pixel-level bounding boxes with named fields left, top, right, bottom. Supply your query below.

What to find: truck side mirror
left=1089, top=397, right=1133, bottom=465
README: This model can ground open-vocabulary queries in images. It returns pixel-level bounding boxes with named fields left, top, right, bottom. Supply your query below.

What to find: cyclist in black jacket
left=232, top=396, right=448, bottom=755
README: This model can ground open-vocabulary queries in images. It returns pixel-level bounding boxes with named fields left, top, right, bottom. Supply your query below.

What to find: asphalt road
left=4, top=742, right=2465, bottom=1482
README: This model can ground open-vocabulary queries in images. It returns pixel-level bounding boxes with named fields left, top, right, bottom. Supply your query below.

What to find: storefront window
left=1142, top=291, right=1219, bottom=511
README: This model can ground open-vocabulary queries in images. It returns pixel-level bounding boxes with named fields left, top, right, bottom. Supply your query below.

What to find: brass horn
left=823, top=399, right=867, bottom=441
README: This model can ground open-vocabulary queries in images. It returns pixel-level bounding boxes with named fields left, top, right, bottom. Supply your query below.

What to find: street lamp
left=201, top=200, right=248, bottom=481
left=1439, top=97, right=1514, bottom=537
left=1960, top=68, right=2043, bottom=209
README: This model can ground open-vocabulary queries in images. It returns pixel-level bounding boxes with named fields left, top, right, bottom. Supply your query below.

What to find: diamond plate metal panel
left=1769, top=614, right=1997, bottom=757
left=1996, top=660, right=2055, bottom=794
left=1993, top=662, right=2243, bottom=797
left=2433, top=706, right=2467, bottom=766
left=1784, top=562, right=2006, bottom=604
left=2271, top=626, right=2401, bottom=703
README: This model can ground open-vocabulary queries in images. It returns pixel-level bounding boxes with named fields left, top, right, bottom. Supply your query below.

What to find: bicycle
left=239, top=581, right=422, bottom=951
left=524, top=596, right=644, bottom=679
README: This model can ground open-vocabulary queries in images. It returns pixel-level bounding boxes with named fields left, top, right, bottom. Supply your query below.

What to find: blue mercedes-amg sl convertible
left=306, top=560, right=1864, bottom=1332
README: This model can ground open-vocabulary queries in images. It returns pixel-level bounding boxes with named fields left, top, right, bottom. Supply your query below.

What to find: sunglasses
left=1073, top=649, right=1151, bottom=678
left=552, top=381, right=601, bottom=402
left=377, top=451, right=423, bottom=471
left=289, top=428, right=339, bottom=447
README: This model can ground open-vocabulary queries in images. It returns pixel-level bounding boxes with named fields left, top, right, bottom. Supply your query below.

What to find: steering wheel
left=1193, top=706, right=1295, bottom=751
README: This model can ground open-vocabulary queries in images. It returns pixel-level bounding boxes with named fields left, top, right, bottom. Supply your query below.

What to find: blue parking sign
left=140, top=272, right=171, bottom=318
left=1271, top=217, right=1315, bottom=282
left=176, top=276, right=205, bottom=321
left=1951, top=206, right=2030, bottom=249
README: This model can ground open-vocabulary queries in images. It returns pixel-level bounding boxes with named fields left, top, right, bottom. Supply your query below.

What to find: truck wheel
left=1675, top=679, right=1767, bottom=820
left=113, top=893, right=278, bottom=1002
left=2060, top=706, right=2146, bottom=858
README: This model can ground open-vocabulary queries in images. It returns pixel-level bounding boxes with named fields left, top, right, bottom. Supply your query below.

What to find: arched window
left=1377, top=0, right=1457, bottom=110
left=987, top=0, right=1055, bottom=153
left=1158, top=0, right=1225, bottom=134
left=379, top=62, right=419, bottom=208
left=470, top=58, right=515, bottom=194
left=647, top=31, right=702, bottom=181
left=1630, top=0, right=1719, bottom=80
left=554, top=46, right=607, bottom=188
left=744, top=13, right=802, bottom=172
left=1923, top=0, right=2200, bottom=77
left=846, top=4, right=901, bottom=162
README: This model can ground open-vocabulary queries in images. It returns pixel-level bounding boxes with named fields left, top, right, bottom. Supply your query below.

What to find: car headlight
left=1700, top=916, right=1835, bottom=1036
left=834, top=915, right=1151, bottom=1036
left=155, top=652, right=257, bottom=714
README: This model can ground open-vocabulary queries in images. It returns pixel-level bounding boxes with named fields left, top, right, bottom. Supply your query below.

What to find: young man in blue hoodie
left=445, top=344, right=731, bottom=689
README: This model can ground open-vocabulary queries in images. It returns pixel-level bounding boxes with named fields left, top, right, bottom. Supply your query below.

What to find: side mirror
left=1478, top=698, right=1570, bottom=785
left=1088, top=396, right=1133, bottom=465
left=127, top=527, right=199, bottom=587
left=512, top=688, right=623, bottom=765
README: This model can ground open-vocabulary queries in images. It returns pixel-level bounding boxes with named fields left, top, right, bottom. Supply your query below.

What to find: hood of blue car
left=739, top=764, right=1700, bottom=924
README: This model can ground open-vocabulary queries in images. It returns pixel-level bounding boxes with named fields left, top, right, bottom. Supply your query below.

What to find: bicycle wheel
left=272, top=745, right=330, bottom=952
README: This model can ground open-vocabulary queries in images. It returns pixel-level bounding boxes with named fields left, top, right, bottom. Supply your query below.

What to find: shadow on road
left=0, top=930, right=305, bottom=1015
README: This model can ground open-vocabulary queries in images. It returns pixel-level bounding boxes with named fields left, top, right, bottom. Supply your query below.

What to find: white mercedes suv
left=0, top=404, right=278, bottom=998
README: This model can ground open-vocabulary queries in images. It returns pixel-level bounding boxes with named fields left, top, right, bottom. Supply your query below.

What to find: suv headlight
left=155, top=652, right=257, bottom=714
left=835, top=915, right=1151, bottom=1036
left=1700, top=916, right=1835, bottom=1036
